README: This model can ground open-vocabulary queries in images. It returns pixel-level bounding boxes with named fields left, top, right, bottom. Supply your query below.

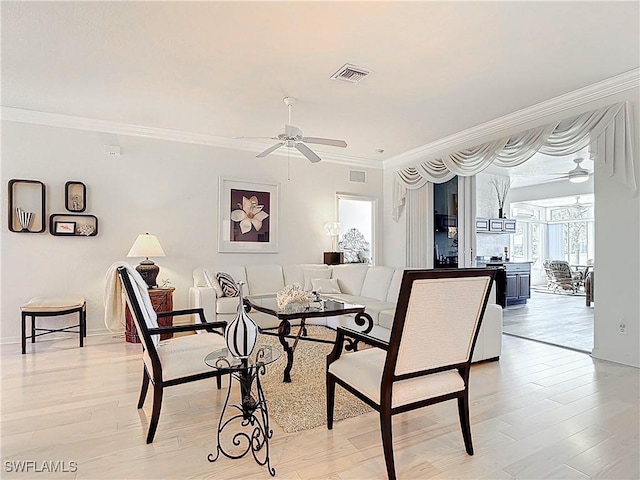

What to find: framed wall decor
left=218, top=177, right=279, bottom=253
left=54, top=221, right=76, bottom=235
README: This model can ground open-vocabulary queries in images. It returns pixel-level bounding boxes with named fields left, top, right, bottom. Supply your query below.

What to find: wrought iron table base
left=268, top=311, right=374, bottom=383
left=208, top=363, right=275, bottom=476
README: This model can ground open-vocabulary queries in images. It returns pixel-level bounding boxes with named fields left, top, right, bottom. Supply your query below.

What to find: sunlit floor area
left=2, top=329, right=638, bottom=479
left=503, top=289, right=594, bottom=353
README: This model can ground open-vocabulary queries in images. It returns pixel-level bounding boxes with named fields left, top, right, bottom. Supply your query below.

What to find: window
left=510, top=196, right=594, bottom=278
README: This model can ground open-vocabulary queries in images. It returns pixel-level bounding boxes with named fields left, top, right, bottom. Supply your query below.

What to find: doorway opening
left=477, top=150, right=595, bottom=353
left=337, top=194, right=377, bottom=265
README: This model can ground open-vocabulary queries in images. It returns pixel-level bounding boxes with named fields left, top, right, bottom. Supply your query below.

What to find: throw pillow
left=311, top=278, right=341, bottom=294
left=303, top=267, right=331, bottom=291
left=216, top=272, right=239, bottom=297
left=203, top=270, right=224, bottom=297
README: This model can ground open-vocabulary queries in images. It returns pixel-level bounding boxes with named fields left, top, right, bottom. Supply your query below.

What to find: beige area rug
left=258, top=326, right=373, bottom=433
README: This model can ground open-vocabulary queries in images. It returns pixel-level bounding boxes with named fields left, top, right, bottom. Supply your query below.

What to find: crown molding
left=384, top=68, right=640, bottom=171
left=0, top=107, right=383, bottom=170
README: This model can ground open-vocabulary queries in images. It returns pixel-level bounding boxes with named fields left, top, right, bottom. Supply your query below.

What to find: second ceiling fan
left=254, top=97, right=347, bottom=163
left=543, top=157, right=591, bottom=183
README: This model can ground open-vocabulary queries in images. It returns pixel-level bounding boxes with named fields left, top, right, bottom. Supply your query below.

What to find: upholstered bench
left=20, top=296, right=86, bottom=354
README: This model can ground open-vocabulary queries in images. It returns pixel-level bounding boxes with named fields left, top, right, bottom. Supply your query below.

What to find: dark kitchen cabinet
left=486, top=262, right=531, bottom=308
left=504, top=263, right=531, bottom=306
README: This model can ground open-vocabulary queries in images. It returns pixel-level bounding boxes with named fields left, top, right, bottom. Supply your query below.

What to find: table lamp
left=127, top=233, right=166, bottom=288
left=323, top=222, right=344, bottom=265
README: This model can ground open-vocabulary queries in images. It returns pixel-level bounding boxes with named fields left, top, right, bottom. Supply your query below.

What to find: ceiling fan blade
left=538, top=176, right=567, bottom=184
left=295, top=142, right=322, bottom=163
left=256, top=142, right=285, bottom=158
left=285, top=124, right=303, bottom=137
left=302, top=136, right=347, bottom=148
left=234, top=136, right=279, bottom=140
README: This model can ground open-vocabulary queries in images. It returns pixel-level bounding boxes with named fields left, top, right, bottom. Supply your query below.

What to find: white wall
left=0, top=122, right=383, bottom=343
left=383, top=88, right=640, bottom=367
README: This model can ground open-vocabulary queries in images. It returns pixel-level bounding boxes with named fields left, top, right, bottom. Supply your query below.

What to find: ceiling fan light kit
left=567, top=158, right=590, bottom=183
left=254, top=96, right=347, bottom=163
left=568, top=170, right=589, bottom=183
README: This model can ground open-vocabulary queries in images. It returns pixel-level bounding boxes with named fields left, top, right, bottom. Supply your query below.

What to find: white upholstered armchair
left=326, top=268, right=496, bottom=480
left=117, top=265, right=228, bottom=443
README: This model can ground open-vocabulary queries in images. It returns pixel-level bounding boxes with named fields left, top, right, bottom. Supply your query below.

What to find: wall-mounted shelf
left=8, top=179, right=46, bottom=233
left=49, top=214, right=98, bottom=237
left=476, top=217, right=516, bottom=234
left=65, top=181, right=86, bottom=212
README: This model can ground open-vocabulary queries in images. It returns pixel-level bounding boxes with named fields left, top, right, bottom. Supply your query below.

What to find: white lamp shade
left=127, top=233, right=166, bottom=258
left=323, top=222, right=343, bottom=236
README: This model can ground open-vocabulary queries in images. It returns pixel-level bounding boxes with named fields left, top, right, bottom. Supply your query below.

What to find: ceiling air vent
left=349, top=169, right=367, bottom=184
left=330, top=64, right=372, bottom=84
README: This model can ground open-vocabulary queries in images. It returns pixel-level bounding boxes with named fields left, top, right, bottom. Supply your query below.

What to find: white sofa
left=188, top=263, right=503, bottom=362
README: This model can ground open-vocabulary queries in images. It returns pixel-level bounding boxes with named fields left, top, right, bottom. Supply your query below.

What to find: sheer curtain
left=393, top=102, right=635, bottom=264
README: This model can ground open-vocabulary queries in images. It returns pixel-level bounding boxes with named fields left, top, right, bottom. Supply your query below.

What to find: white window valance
left=392, top=102, right=636, bottom=221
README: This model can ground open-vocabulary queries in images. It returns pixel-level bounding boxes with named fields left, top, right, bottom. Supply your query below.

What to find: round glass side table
left=204, top=344, right=281, bottom=476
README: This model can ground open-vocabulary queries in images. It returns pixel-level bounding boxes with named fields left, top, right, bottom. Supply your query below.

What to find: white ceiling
left=488, top=147, right=593, bottom=188
left=2, top=2, right=639, bottom=165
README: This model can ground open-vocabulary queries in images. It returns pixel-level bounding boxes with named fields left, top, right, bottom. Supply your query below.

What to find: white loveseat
left=188, top=263, right=503, bottom=362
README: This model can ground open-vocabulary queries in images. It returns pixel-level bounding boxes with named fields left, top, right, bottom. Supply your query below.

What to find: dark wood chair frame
left=326, top=268, right=496, bottom=480
left=118, top=266, right=228, bottom=444
left=21, top=302, right=86, bottom=354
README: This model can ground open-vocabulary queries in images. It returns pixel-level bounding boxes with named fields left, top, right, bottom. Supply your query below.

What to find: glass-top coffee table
left=245, top=294, right=373, bottom=383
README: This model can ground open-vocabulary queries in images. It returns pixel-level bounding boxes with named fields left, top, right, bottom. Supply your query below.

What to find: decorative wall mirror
left=65, top=181, right=86, bottom=212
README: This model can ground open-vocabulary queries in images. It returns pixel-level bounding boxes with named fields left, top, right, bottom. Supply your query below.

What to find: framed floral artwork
left=218, top=177, right=279, bottom=253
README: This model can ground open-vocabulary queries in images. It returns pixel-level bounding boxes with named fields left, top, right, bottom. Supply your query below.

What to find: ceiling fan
left=544, top=158, right=591, bottom=183
left=246, top=97, right=347, bottom=163
left=570, top=195, right=588, bottom=213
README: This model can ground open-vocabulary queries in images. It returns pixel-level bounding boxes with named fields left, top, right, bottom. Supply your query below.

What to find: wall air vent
left=349, top=169, right=367, bottom=184
left=330, top=64, right=372, bottom=84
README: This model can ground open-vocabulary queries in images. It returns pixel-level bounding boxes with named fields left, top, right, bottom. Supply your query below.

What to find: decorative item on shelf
left=224, top=281, right=258, bottom=359
left=276, top=284, right=314, bottom=310
left=127, top=233, right=166, bottom=288
left=16, top=207, right=34, bottom=232
left=65, top=181, right=87, bottom=212
left=489, top=176, right=511, bottom=219
left=77, top=224, right=95, bottom=236
left=54, top=221, right=76, bottom=235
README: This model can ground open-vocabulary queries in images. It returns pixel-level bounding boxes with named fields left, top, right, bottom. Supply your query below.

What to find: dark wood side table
left=125, top=287, right=175, bottom=343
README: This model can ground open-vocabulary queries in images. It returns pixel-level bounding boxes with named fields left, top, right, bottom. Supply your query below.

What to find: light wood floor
left=2, top=332, right=638, bottom=479
left=503, top=290, right=594, bottom=353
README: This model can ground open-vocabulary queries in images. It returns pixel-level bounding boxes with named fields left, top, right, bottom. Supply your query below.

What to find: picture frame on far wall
left=218, top=177, right=279, bottom=253
left=54, top=221, right=76, bottom=235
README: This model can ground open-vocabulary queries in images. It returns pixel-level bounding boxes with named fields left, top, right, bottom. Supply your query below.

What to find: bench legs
left=21, top=303, right=86, bottom=354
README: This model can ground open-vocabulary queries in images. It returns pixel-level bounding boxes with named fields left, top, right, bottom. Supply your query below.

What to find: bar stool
left=21, top=296, right=86, bottom=354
